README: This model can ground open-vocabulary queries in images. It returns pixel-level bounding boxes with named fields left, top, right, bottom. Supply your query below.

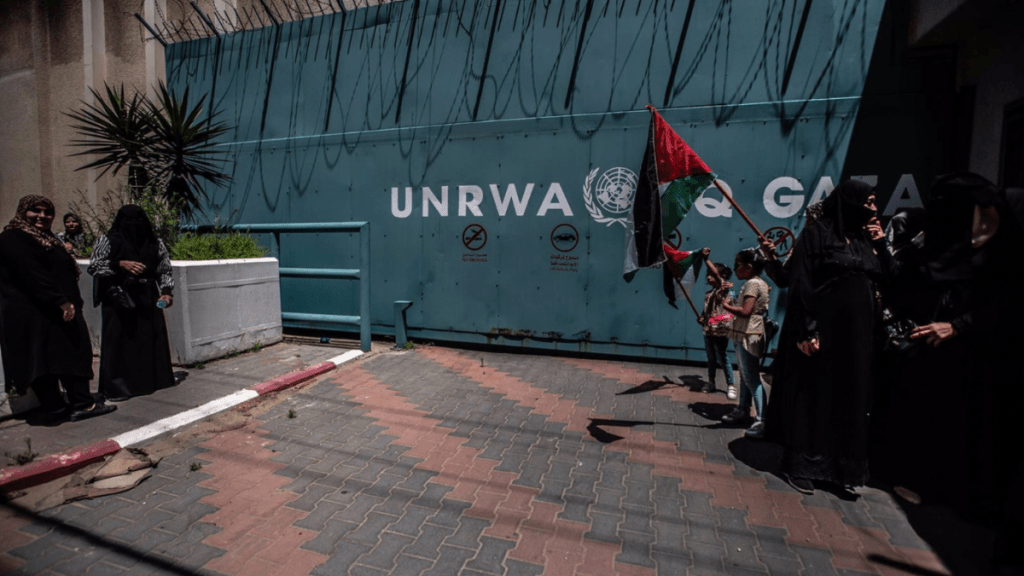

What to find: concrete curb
left=0, top=349, right=364, bottom=494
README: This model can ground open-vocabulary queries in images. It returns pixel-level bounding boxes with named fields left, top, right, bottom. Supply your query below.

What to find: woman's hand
left=60, top=302, right=75, bottom=322
left=64, top=242, right=74, bottom=252
left=759, top=237, right=778, bottom=260
left=910, top=322, right=956, bottom=346
left=797, top=338, right=819, bottom=356
left=866, top=217, right=885, bottom=241
left=158, top=294, right=173, bottom=309
left=120, top=260, right=146, bottom=276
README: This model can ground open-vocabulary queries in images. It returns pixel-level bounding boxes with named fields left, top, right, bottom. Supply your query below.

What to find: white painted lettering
left=536, top=183, right=574, bottom=217
left=489, top=183, right=534, bottom=217
left=882, top=174, right=923, bottom=216
left=808, top=177, right=834, bottom=206
left=694, top=182, right=733, bottom=218
left=458, top=185, right=484, bottom=217
left=851, top=175, right=879, bottom=187
left=422, top=186, right=448, bottom=217
left=391, top=187, right=413, bottom=218
left=763, top=177, right=805, bottom=218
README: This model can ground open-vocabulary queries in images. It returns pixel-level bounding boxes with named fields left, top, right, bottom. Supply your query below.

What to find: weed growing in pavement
left=6, top=439, right=38, bottom=466
left=190, top=462, right=202, bottom=472
left=250, top=342, right=262, bottom=353
left=403, top=341, right=415, bottom=350
left=193, top=362, right=205, bottom=370
left=287, top=409, right=296, bottom=419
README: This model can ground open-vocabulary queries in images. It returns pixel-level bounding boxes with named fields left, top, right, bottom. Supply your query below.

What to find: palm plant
left=67, top=82, right=231, bottom=218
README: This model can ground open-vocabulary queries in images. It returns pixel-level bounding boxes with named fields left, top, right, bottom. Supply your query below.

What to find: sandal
left=785, top=473, right=815, bottom=495
left=69, top=403, right=117, bottom=422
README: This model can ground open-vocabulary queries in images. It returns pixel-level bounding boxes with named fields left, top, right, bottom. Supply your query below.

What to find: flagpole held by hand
left=713, top=179, right=766, bottom=243
left=673, top=276, right=703, bottom=323
left=702, top=250, right=723, bottom=285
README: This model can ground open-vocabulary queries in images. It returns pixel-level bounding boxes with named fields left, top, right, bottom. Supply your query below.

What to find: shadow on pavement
left=688, top=401, right=740, bottom=425
left=1, top=499, right=202, bottom=576
left=586, top=418, right=701, bottom=444
left=883, top=493, right=1002, bottom=576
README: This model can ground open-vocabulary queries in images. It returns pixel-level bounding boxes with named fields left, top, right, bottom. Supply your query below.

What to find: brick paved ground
left=0, top=342, right=345, bottom=464
left=0, top=346, right=993, bottom=575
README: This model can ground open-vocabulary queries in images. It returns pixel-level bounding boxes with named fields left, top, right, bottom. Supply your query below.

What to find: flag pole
left=703, top=253, right=723, bottom=285
left=713, top=179, right=766, bottom=243
left=673, top=277, right=702, bottom=323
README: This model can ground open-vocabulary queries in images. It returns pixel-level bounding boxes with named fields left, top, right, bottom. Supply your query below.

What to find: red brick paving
left=195, top=420, right=328, bottom=576
left=0, top=346, right=965, bottom=576
left=327, top=360, right=661, bottom=576
left=422, top=349, right=950, bottom=576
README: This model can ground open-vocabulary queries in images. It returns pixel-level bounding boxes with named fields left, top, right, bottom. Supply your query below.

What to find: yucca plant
left=66, top=82, right=231, bottom=218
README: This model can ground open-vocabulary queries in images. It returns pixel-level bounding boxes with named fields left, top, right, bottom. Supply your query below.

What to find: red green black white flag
left=624, top=105, right=717, bottom=281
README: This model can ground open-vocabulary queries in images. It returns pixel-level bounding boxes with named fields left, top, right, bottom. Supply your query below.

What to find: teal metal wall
left=166, top=0, right=888, bottom=361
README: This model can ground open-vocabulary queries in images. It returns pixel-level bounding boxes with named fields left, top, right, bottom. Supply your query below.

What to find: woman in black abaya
left=88, top=205, right=175, bottom=401
left=0, top=196, right=115, bottom=422
left=764, top=180, right=890, bottom=494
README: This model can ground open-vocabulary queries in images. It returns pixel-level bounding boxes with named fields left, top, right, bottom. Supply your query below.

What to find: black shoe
left=785, top=474, right=815, bottom=495
left=69, top=403, right=117, bottom=422
left=28, top=408, right=70, bottom=426
left=700, top=384, right=715, bottom=393
left=104, top=396, right=131, bottom=403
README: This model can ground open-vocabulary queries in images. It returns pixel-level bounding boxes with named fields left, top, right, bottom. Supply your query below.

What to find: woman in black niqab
left=88, top=205, right=176, bottom=401
left=764, top=180, right=892, bottom=494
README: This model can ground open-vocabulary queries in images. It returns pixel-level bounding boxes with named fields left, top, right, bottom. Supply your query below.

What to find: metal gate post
left=359, top=222, right=370, bottom=352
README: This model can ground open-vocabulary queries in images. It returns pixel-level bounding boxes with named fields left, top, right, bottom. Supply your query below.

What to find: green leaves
left=66, top=82, right=231, bottom=218
left=170, top=231, right=269, bottom=261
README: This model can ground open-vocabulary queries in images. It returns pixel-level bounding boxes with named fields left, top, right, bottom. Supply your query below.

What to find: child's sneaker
left=721, top=406, right=748, bottom=423
left=745, top=419, right=764, bottom=439
left=727, top=386, right=737, bottom=400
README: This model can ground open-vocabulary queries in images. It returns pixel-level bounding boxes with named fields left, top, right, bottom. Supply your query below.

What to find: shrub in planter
left=170, top=231, right=269, bottom=260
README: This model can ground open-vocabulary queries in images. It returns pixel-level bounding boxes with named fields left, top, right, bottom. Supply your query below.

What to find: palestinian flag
left=624, top=105, right=717, bottom=280
left=662, top=244, right=703, bottom=309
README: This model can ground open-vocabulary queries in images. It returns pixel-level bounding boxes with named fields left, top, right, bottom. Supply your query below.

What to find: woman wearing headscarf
left=57, top=212, right=88, bottom=257
left=764, top=180, right=891, bottom=494
left=88, top=205, right=175, bottom=401
left=0, top=196, right=115, bottom=422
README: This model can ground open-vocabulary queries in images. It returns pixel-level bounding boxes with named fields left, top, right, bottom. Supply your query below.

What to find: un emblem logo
left=584, top=167, right=637, bottom=227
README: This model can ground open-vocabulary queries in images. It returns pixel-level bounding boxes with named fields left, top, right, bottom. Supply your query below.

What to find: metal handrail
left=228, top=222, right=371, bottom=352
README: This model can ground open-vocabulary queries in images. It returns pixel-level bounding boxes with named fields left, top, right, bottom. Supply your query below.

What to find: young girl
left=721, top=248, right=771, bottom=438
left=699, top=263, right=735, bottom=395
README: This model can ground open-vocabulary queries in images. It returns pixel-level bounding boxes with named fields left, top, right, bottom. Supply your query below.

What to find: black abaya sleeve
left=0, top=231, right=71, bottom=311
left=786, top=222, right=825, bottom=342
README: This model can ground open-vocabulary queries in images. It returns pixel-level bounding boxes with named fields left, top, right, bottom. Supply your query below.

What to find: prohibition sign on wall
left=462, top=224, right=488, bottom=251
left=763, top=226, right=795, bottom=258
left=550, top=224, right=579, bottom=253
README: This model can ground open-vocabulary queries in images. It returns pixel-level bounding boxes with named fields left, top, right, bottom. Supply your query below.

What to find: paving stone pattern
left=0, top=347, right=953, bottom=575
left=0, top=342, right=344, bottom=463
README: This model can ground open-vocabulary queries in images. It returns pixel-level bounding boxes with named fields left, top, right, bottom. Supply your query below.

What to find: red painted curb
left=0, top=359, right=343, bottom=494
left=0, top=439, right=121, bottom=493
left=249, top=361, right=337, bottom=396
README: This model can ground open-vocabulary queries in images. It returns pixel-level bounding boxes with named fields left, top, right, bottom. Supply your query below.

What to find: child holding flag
left=721, top=248, right=771, bottom=438
left=699, top=263, right=735, bottom=395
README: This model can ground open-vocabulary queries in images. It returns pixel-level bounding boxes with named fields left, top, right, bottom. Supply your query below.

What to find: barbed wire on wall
left=138, top=0, right=391, bottom=45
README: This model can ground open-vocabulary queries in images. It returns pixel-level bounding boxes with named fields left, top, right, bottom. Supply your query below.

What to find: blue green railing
left=229, top=222, right=370, bottom=352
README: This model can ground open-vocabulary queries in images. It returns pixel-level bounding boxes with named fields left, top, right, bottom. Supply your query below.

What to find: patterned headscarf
left=4, top=195, right=64, bottom=250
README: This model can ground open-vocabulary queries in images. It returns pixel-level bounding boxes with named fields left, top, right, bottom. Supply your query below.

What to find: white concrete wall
left=77, top=257, right=282, bottom=366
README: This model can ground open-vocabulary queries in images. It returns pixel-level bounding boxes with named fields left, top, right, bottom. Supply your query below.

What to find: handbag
left=106, top=285, right=136, bottom=311
left=881, top=308, right=920, bottom=354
